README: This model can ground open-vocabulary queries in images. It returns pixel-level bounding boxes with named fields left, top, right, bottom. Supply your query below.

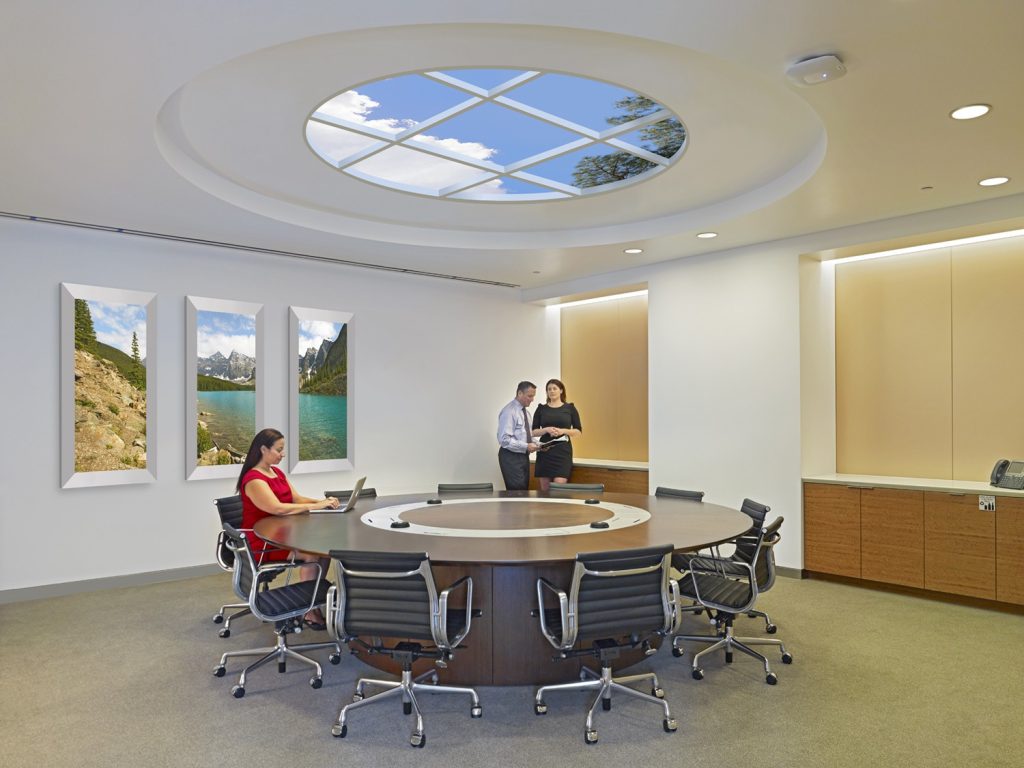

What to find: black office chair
left=437, top=482, right=493, bottom=493
left=324, top=487, right=378, bottom=499
left=671, top=505, right=792, bottom=684
left=326, top=550, right=482, bottom=748
left=212, top=524, right=342, bottom=698
left=534, top=545, right=678, bottom=745
left=547, top=482, right=604, bottom=492
left=655, top=486, right=705, bottom=502
left=212, top=494, right=252, bottom=638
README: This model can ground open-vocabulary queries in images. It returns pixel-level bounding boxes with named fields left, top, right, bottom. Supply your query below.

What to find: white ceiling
left=3, top=1, right=1022, bottom=290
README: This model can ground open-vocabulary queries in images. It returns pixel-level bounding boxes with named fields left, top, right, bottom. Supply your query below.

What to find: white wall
left=0, top=219, right=557, bottom=591
left=648, top=247, right=804, bottom=568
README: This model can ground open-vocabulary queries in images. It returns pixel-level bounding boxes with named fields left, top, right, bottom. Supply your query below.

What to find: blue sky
left=196, top=310, right=255, bottom=359
left=87, top=300, right=146, bottom=357
left=310, top=69, right=674, bottom=195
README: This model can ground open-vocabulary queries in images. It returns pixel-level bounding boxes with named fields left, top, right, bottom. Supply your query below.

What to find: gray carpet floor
left=2, top=574, right=1022, bottom=768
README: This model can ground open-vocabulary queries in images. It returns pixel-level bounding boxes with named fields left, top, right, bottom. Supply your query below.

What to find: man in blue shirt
left=496, top=381, right=539, bottom=490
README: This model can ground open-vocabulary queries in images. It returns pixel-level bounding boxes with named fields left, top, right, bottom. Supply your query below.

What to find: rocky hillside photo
left=74, top=348, right=147, bottom=471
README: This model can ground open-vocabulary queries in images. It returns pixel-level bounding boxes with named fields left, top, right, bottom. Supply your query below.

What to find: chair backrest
left=328, top=550, right=437, bottom=642
left=739, top=498, right=770, bottom=528
left=323, top=487, right=378, bottom=499
left=437, top=482, right=493, bottom=493
left=571, top=545, right=674, bottom=642
left=734, top=515, right=783, bottom=591
left=549, top=483, right=605, bottom=492
left=214, top=495, right=244, bottom=570
left=655, top=487, right=705, bottom=501
left=220, top=523, right=259, bottom=603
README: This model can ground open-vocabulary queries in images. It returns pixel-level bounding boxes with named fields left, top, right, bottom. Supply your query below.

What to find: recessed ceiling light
left=978, top=176, right=1009, bottom=187
left=623, top=248, right=643, bottom=254
left=696, top=232, right=718, bottom=239
left=950, top=104, right=990, bottom=120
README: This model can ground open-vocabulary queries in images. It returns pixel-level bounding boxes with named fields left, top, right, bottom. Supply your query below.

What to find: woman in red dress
left=236, top=428, right=340, bottom=628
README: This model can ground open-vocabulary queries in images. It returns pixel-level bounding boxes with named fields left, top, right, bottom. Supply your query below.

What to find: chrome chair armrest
left=215, top=530, right=233, bottom=571
left=536, top=577, right=572, bottom=649
left=325, top=584, right=340, bottom=641
left=438, top=575, right=474, bottom=649
left=668, top=577, right=682, bottom=633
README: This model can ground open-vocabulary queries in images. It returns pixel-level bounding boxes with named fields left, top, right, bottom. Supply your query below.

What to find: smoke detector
left=786, top=54, right=847, bottom=86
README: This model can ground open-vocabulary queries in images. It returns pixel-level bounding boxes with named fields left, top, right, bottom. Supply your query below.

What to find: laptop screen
left=342, top=476, right=366, bottom=512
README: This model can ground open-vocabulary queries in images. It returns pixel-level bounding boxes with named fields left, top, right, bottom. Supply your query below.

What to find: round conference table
left=254, top=490, right=751, bottom=686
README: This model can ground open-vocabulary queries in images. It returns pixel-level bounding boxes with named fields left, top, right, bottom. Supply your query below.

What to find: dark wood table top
left=254, top=491, right=751, bottom=565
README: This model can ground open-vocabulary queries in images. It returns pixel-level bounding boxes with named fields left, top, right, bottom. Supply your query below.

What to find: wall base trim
left=776, top=566, right=804, bottom=580
left=0, top=563, right=223, bottom=605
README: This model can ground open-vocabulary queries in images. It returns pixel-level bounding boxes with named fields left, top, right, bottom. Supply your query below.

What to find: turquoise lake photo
left=299, top=393, right=347, bottom=461
left=197, top=390, right=255, bottom=454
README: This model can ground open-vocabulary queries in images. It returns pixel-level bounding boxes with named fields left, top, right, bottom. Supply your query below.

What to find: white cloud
left=311, top=89, right=505, bottom=193
left=197, top=332, right=255, bottom=359
left=88, top=300, right=146, bottom=358
left=299, top=320, right=341, bottom=351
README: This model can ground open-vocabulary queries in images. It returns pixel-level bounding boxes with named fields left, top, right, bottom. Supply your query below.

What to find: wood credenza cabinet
left=529, top=464, right=649, bottom=493
left=803, top=483, right=861, bottom=578
left=803, top=482, right=1024, bottom=606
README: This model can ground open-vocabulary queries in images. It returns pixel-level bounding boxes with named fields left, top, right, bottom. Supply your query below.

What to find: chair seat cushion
left=677, top=555, right=749, bottom=577
left=254, top=578, right=332, bottom=619
left=678, top=572, right=751, bottom=611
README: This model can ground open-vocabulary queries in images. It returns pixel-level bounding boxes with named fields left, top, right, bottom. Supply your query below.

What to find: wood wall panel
left=996, top=496, right=1024, bottom=605
left=923, top=492, right=995, bottom=598
left=860, top=488, right=924, bottom=587
left=951, top=239, right=1024, bottom=481
left=835, top=251, right=952, bottom=477
left=803, top=483, right=861, bottom=577
left=560, top=295, right=648, bottom=462
left=570, top=466, right=649, bottom=493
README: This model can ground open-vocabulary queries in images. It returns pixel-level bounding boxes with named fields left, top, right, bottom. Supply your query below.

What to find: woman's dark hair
left=236, top=428, right=285, bottom=491
left=545, top=378, right=567, bottom=404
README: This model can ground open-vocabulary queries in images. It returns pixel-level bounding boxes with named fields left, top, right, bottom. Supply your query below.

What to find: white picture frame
left=61, top=283, right=157, bottom=488
left=186, top=296, right=265, bottom=481
left=288, top=306, right=353, bottom=474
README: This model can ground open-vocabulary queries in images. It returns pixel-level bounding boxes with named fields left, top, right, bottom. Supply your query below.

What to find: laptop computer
left=312, top=476, right=366, bottom=513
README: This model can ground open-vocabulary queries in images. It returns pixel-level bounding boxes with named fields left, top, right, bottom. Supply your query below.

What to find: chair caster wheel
left=664, top=718, right=678, bottom=733
left=231, top=685, right=245, bottom=698
left=310, top=677, right=323, bottom=689
left=213, top=614, right=224, bottom=624
left=671, top=647, right=684, bottom=658
left=403, top=701, right=412, bottom=715
left=278, top=662, right=287, bottom=674
left=534, top=702, right=547, bottom=715
left=471, top=705, right=482, bottom=718
left=766, top=624, right=778, bottom=634
left=332, top=724, right=347, bottom=738
left=218, top=628, right=230, bottom=639
left=352, top=692, right=364, bottom=702
left=652, top=687, right=665, bottom=699
left=410, top=732, right=426, bottom=748
left=692, top=668, right=704, bottom=681
left=584, top=729, right=598, bottom=745
left=766, top=672, right=778, bottom=685
left=329, top=653, right=341, bottom=665
left=725, top=651, right=733, bottom=664
left=213, top=666, right=226, bottom=678
left=782, top=652, right=793, bottom=664
left=602, top=698, right=611, bottom=711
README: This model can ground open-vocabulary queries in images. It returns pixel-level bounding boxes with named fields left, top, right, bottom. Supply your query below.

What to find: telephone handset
left=990, top=459, right=1024, bottom=490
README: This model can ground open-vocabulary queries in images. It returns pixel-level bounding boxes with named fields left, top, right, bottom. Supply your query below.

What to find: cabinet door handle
left=948, top=493, right=966, bottom=497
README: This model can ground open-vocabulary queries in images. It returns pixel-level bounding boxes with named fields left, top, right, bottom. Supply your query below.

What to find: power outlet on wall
left=979, top=495, right=996, bottom=511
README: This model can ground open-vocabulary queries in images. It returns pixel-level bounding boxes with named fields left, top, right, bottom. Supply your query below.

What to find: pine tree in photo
left=74, top=299, right=97, bottom=351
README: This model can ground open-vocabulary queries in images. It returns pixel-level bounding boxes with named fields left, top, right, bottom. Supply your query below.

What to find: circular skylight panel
left=305, top=69, right=686, bottom=201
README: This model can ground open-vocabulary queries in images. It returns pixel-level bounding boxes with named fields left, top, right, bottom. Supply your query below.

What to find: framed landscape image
left=61, top=283, right=157, bottom=488
left=288, top=306, right=352, bottom=474
left=186, top=297, right=264, bottom=480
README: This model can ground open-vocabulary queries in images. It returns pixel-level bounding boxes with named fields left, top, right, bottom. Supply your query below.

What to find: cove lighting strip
left=827, top=228, right=1024, bottom=266
left=556, top=289, right=648, bottom=309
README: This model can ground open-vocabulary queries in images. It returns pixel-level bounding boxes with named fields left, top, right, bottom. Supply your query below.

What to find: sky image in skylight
left=305, top=69, right=685, bottom=200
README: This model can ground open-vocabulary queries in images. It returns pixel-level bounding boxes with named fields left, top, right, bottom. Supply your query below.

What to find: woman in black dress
left=532, top=378, right=583, bottom=491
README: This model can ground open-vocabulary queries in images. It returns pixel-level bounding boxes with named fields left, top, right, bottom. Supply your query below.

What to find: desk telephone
left=990, top=459, right=1024, bottom=490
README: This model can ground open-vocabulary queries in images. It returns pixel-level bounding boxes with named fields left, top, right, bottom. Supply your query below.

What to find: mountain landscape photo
left=297, top=321, right=348, bottom=461
left=195, top=310, right=256, bottom=465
